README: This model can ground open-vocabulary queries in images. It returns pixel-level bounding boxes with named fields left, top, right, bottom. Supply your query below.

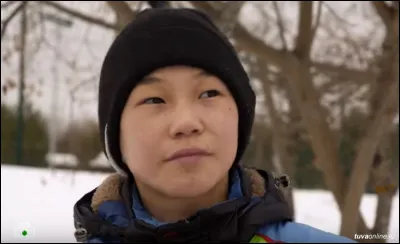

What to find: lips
left=165, top=148, right=212, bottom=163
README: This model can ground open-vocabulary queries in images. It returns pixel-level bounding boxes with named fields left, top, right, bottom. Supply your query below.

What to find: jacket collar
left=90, top=166, right=268, bottom=215
left=130, top=167, right=245, bottom=227
left=75, top=166, right=292, bottom=242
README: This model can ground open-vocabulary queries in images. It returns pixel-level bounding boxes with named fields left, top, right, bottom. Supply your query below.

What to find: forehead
left=139, top=66, right=213, bottom=85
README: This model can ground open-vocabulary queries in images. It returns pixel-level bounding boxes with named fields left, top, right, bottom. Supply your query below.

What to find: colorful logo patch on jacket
left=250, top=234, right=284, bottom=243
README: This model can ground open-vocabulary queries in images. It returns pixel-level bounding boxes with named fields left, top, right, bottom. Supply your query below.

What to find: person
left=73, top=7, right=357, bottom=243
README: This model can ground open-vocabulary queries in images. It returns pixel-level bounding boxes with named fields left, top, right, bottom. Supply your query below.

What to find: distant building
left=89, top=153, right=111, bottom=169
left=45, top=153, right=79, bottom=168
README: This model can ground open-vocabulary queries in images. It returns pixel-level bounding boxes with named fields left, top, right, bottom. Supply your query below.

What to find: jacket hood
left=73, top=166, right=293, bottom=242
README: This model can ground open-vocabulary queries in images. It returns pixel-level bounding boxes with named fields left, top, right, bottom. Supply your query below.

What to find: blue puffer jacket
left=73, top=167, right=357, bottom=243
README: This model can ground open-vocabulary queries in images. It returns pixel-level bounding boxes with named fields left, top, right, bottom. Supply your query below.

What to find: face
left=120, top=65, right=238, bottom=198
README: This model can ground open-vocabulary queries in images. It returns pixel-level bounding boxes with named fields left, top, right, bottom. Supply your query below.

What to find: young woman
left=73, top=7, right=357, bottom=243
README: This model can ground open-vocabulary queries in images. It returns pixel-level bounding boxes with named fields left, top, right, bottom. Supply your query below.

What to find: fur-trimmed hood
left=73, top=166, right=293, bottom=242
left=90, top=167, right=270, bottom=214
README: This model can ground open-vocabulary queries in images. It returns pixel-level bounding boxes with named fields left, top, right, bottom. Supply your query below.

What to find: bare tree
left=340, top=2, right=399, bottom=238
left=190, top=1, right=398, bottom=241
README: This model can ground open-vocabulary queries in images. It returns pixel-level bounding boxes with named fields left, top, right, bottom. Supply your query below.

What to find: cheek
left=215, top=106, right=237, bottom=134
left=208, top=103, right=238, bottom=157
left=120, top=114, right=163, bottom=169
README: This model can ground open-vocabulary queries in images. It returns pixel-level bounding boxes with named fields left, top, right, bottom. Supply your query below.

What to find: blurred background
left=1, top=1, right=398, bottom=243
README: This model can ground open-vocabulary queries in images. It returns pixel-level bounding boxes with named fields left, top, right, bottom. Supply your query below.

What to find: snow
left=1, top=164, right=398, bottom=243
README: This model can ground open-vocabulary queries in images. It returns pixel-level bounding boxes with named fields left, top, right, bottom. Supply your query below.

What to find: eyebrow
left=140, top=70, right=212, bottom=85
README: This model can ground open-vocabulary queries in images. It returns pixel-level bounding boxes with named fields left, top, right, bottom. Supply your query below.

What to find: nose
left=169, top=105, right=204, bottom=138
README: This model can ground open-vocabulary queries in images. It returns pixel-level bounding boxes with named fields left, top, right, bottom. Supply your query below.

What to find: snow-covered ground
left=1, top=164, right=398, bottom=243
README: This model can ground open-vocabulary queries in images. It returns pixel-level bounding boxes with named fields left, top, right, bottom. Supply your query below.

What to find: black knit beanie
left=98, top=8, right=256, bottom=176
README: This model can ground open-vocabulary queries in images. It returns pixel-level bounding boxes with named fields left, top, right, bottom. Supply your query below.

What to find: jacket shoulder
left=73, top=173, right=131, bottom=243
left=252, top=221, right=357, bottom=243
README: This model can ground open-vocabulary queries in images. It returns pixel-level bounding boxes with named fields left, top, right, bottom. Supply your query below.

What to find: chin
left=162, top=177, right=217, bottom=198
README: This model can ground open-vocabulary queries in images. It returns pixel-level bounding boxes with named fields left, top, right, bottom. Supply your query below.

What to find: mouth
left=165, top=147, right=212, bottom=163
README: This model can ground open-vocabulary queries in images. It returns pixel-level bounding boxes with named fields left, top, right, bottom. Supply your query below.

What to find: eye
left=199, top=90, right=221, bottom=99
left=141, top=97, right=165, bottom=104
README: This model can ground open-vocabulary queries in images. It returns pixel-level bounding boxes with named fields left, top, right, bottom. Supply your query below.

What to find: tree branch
left=71, top=74, right=99, bottom=94
left=272, top=1, right=288, bottom=51
left=1, top=1, right=16, bottom=9
left=216, top=1, right=245, bottom=37
left=318, top=20, right=376, bottom=71
left=373, top=2, right=395, bottom=31
left=106, top=1, right=136, bottom=30
left=313, top=61, right=376, bottom=82
left=40, top=1, right=118, bottom=31
left=234, top=23, right=288, bottom=68
left=321, top=2, right=357, bottom=28
left=294, top=1, right=314, bottom=59
left=42, top=36, right=90, bottom=72
left=27, top=4, right=47, bottom=63
left=191, top=1, right=372, bottom=84
left=1, top=2, right=25, bottom=40
left=311, top=1, right=323, bottom=43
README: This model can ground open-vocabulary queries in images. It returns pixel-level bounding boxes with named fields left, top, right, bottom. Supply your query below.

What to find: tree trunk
left=369, top=135, right=398, bottom=243
left=340, top=2, right=399, bottom=238
left=373, top=194, right=395, bottom=243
